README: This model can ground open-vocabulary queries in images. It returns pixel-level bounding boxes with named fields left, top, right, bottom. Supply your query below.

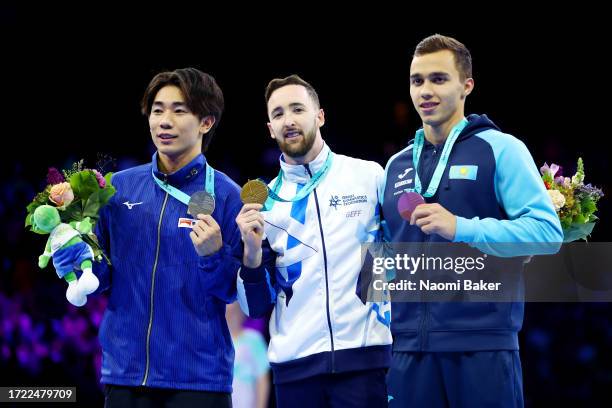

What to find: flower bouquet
left=541, top=158, right=604, bottom=242
left=25, top=160, right=116, bottom=264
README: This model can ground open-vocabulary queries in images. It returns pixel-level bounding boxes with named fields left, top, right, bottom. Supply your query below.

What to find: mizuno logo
left=397, top=168, right=413, bottom=179
left=123, top=201, right=143, bottom=209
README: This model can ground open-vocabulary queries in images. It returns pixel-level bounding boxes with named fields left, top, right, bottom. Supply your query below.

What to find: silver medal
left=188, top=191, right=215, bottom=216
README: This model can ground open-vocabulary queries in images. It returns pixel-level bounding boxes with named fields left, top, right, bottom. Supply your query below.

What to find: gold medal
left=240, top=180, right=269, bottom=205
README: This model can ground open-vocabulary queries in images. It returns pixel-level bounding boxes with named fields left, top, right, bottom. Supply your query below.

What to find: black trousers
left=103, top=384, right=232, bottom=408
left=275, top=368, right=388, bottom=408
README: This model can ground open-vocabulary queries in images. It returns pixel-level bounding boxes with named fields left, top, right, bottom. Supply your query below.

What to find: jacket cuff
left=239, top=263, right=267, bottom=283
left=453, top=216, right=478, bottom=243
left=198, top=244, right=227, bottom=271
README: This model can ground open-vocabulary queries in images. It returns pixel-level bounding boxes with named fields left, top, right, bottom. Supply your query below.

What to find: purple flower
left=540, top=163, right=561, bottom=178
left=92, top=169, right=106, bottom=188
left=578, top=184, right=604, bottom=199
left=46, top=167, right=65, bottom=185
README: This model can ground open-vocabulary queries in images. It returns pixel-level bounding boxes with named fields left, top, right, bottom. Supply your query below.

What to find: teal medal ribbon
left=151, top=162, right=215, bottom=205
left=410, top=118, right=468, bottom=197
left=264, top=151, right=334, bottom=210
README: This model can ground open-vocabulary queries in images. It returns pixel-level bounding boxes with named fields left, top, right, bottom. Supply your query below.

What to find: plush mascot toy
left=32, top=205, right=100, bottom=306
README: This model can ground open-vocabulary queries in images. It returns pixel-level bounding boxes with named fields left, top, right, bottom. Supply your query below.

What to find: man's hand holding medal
left=236, top=180, right=269, bottom=268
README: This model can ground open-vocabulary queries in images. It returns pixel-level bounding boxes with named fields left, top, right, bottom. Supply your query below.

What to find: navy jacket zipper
left=417, top=147, right=439, bottom=350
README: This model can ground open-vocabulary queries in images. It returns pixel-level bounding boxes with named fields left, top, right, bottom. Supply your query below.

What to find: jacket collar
left=152, top=152, right=206, bottom=187
left=279, top=143, right=331, bottom=184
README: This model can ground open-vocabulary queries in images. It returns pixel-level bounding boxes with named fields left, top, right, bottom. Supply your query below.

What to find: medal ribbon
left=264, top=151, right=334, bottom=210
left=151, top=162, right=215, bottom=205
left=411, top=118, right=468, bottom=197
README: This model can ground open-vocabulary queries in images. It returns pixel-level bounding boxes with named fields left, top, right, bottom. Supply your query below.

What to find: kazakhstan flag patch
left=449, top=165, right=478, bottom=180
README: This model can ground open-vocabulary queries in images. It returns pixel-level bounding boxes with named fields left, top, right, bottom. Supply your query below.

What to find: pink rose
left=92, top=170, right=106, bottom=188
left=49, top=182, right=74, bottom=208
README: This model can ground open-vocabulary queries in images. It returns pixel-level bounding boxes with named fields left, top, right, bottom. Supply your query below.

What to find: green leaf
left=26, top=189, right=51, bottom=215
left=69, top=171, right=99, bottom=201
left=582, top=198, right=596, bottom=215
left=25, top=213, right=33, bottom=228
left=574, top=214, right=587, bottom=224
left=560, top=217, right=572, bottom=229
left=542, top=173, right=553, bottom=183
left=83, top=192, right=102, bottom=220
left=82, top=185, right=116, bottom=224
left=104, top=172, right=114, bottom=188
left=61, top=199, right=84, bottom=223
left=99, top=185, right=116, bottom=206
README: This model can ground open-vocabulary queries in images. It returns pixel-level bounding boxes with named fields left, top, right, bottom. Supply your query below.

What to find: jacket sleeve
left=453, top=132, right=563, bottom=256
left=197, top=184, right=243, bottom=304
left=236, top=238, right=278, bottom=318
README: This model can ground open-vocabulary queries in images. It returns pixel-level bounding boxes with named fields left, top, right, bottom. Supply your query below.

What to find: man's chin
left=278, top=141, right=307, bottom=158
left=157, top=145, right=191, bottom=160
left=285, top=146, right=309, bottom=158
left=421, top=117, right=446, bottom=128
left=157, top=145, right=178, bottom=155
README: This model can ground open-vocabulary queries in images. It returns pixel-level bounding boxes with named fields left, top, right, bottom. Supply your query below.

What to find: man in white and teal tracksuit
left=236, top=75, right=392, bottom=408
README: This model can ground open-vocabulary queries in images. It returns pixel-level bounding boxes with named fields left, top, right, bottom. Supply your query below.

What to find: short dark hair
left=265, top=74, right=320, bottom=109
left=141, top=68, right=224, bottom=152
left=414, top=34, right=472, bottom=81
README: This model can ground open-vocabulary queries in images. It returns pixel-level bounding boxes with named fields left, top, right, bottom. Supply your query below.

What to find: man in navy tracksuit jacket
left=93, top=68, right=242, bottom=407
left=382, top=36, right=562, bottom=407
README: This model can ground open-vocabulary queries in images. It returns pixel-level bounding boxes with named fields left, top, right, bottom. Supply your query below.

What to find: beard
left=275, top=126, right=317, bottom=160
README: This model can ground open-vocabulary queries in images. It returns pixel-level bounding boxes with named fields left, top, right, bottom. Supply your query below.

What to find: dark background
left=1, top=7, right=610, bottom=406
